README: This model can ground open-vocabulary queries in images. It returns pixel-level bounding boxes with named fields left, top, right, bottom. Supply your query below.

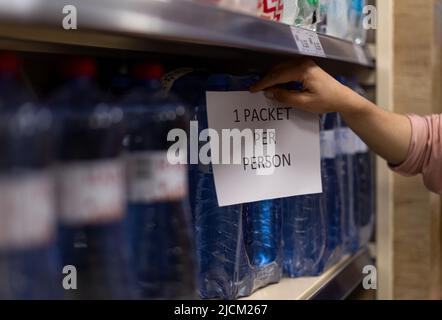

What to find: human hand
left=250, top=59, right=360, bottom=115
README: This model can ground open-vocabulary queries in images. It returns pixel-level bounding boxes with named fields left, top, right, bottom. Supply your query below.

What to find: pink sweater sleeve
left=391, top=114, right=442, bottom=195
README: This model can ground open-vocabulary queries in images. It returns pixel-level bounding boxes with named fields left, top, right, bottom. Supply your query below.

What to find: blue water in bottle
left=282, top=108, right=327, bottom=276
left=243, top=199, right=282, bottom=288
left=279, top=81, right=327, bottom=276
left=319, top=113, right=344, bottom=269
left=353, top=137, right=375, bottom=248
left=50, top=57, right=135, bottom=299
left=284, top=113, right=343, bottom=276
left=0, top=52, right=61, bottom=299
left=231, top=75, right=283, bottom=289
left=334, top=77, right=358, bottom=253
left=275, top=94, right=326, bottom=276
left=336, top=114, right=359, bottom=253
left=345, top=78, right=375, bottom=248
left=282, top=192, right=327, bottom=277
left=122, top=63, right=196, bottom=299
left=189, top=74, right=252, bottom=299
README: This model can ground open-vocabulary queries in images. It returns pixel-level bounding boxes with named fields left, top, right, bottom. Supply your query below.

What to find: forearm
left=338, top=87, right=412, bottom=165
left=250, top=60, right=413, bottom=165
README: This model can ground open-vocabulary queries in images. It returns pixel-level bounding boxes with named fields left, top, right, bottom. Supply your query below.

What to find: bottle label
left=126, top=151, right=187, bottom=203
left=320, top=130, right=337, bottom=159
left=0, top=171, right=55, bottom=250
left=58, top=159, right=125, bottom=226
left=336, top=127, right=357, bottom=155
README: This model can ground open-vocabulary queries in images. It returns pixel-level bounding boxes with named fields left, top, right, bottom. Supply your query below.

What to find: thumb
left=265, top=88, right=312, bottom=110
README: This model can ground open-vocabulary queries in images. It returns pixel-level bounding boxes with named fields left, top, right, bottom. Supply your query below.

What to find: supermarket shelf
left=242, top=248, right=372, bottom=300
left=0, top=0, right=373, bottom=67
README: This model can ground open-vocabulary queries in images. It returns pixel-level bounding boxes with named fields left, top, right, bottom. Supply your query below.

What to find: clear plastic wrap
left=295, top=0, right=321, bottom=30
left=326, top=0, right=351, bottom=39
left=283, top=193, right=327, bottom=277
left=346, top=79, right=374, bottom=248
left=233, top=75, right=283, bottom=291
left=171, top=72, right=284, bottom=298
left=319, top=113, right=344, bottom=269
left=348, top=0, right=367, bottom=44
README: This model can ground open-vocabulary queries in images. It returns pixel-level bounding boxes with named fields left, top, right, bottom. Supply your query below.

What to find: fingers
left=250, top=67, right=304, bottom=93
left=250, top=59, right=314, bottom=93
left=264, top=88, right=312, bottom=111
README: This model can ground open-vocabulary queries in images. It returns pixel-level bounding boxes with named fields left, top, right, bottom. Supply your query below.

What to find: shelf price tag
left=354, top=44, right=370, bottom=65
left=291, top=27, right=326, bottom=58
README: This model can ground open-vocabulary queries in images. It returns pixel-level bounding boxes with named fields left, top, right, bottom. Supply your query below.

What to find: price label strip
left=291, top=27, right=326, bottom=58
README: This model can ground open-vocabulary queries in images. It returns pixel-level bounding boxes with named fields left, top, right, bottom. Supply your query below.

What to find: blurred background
left=0, top=0, right=440, bottom=300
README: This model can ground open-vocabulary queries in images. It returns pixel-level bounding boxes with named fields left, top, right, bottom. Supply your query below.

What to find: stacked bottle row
left=0, top=52, right=374, bottom=300
left=197, top=0, right=368, bottom=44
left=168, top=70, right=375, bottom=299
left=0, top=53, right=195, bottom=299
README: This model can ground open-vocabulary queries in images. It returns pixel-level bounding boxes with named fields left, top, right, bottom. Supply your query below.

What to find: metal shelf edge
left=241, top=248, right=373, bottom=300
left=0, top=0, right=374, bottom=67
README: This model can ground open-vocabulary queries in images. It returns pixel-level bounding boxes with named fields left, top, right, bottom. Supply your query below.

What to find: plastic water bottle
left=346, top=79, right=374, bottom=248
left=281, top=0, right=299, bottom=25
left=353, top=135, right=374, bottom=247
left=122, top=63, right=196, bottom=299
left=231, top=75, right=283, bottom=289
left=335, top=114, right=359, bottom=253
left=0, top=52, right=60, bottom=299
left=243, top=200, right=282, bottom=288
left=295, top=0, right=320, bottom=30
left=51, top=57, right=134, bottom=299
left=282, top=192, right=326, bottom=277
left=348, top=0, right=367, bottom=44
left=320, top=113, right=343, bottom=268
left=316, top=0, right=329, bottom=34
left=188, top=74, right=252, bottom=299
left=278, top=84, right=326, bottom=276
left=163, top=69, right=208, bottom=217
left=326, top=0, right=351, bottom=39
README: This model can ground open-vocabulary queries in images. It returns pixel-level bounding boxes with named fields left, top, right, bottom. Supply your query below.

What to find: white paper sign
left=291, top=27, right=326, bottom=57
left=205, top=91, right=322, bottom=207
